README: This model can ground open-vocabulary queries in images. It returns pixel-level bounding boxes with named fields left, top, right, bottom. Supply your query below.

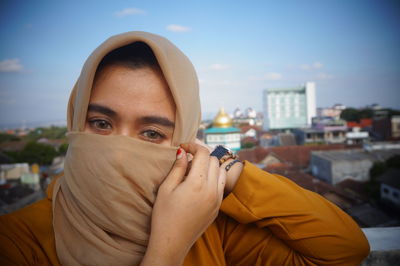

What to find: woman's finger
left=217, top=168, right=227, bottom=202
left=195, top=138, right=213, bottom=153
left=207, top=156, right=220, bottom=187
left=160, top=148, right=188, bottom=192
left=180, top=143, right=210, bottom=182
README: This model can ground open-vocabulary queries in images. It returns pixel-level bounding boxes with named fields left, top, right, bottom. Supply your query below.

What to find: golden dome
left=213, top=107, right=233, bottom=128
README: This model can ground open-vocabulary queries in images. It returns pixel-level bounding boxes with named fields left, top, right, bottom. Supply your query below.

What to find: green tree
left=241, top=142, right=255, bottom=149
left=58, top=143, right=69, bottom=155
left=25, top=126, right=67, bottom=141
left=370, top=161, right=387, bottom=179
left=365, top=154, right=400, bottom=203
left=365, top=161, right=386, bottom=202
left=340, top=108, right=360, bottom=122
left=6, top=142, right=58, bottom=165
left=387, top=155, right=400, bottom=168
left=359, top=108, right=373, bottom=119
left=0, top=133, right=20, bottom=143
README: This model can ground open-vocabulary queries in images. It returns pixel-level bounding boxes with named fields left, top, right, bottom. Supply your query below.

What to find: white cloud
left=264, top=72, right=282, bottom=80
left=114, top=8, right=146, bottom=17
left=300, top=64, right=311, bottom=70
left=313, top=61, right=323, bottom=69
left=250, top=72, right=282, bottom=81
left=300, top=61, right=323, bottom=71
left=315, top=73, right=334, bottom=80
left=166, top=24, right=191, bottom=32
left=209, top=63, right=230, bottom=71
left=0, top=59, right=23, bottom=72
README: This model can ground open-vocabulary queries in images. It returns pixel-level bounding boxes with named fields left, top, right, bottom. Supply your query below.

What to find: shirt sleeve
left=219, top=161, right=370, bottom=265
left=0, top=217, right=33, bottom=266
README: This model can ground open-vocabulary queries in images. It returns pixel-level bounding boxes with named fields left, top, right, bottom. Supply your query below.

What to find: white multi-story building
left=263, top=82, right=316, bottom=130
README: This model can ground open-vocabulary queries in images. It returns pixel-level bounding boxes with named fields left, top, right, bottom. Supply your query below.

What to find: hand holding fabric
left=195, top=139, right=243, bottom=195
left=141, top=143, right=226, bottom=266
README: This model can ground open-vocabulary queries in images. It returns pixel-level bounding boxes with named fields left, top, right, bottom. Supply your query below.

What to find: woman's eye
left=142, top=130, right=164, bottom=140
left=89, top=119, right=112, bottom=130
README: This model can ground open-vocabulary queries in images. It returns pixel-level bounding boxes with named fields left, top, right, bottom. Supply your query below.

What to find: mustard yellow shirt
left=0, top=162, right=369, bottom=265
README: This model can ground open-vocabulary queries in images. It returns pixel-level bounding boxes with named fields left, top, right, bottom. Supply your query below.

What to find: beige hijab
left=53, top=31, right=201, bottom=265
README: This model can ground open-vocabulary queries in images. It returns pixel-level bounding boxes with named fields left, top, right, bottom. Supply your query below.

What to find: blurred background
left=0, top=0, right=399, bottom=126
left=1, top=1, right=400, bottom=264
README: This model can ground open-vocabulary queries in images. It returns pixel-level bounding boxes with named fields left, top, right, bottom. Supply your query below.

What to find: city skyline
left=1, top=0, right=399, bottom=127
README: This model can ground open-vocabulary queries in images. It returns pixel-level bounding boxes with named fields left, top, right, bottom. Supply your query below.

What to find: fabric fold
left=53, top=133, right=177, bottom=265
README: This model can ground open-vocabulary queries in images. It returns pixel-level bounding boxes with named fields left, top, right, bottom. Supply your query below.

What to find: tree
left=241, top=142, right=255, bottom=149
left=340, top=108, right=360, bottom=122
left=58, top=143, right=69, bottom=155
left=0, top=133, right=20, bottom=143
left=365, top=161, right=386, bottom=202
left=340, top=108, right=374, bottom=122
left=387, top=155, right=400, bottom=169
left=365, top=155, right=400, bottom=203
left=359, top=108, right=373, bottom=119
left=26, top=126, right=67, bottom=141
left=6, top=142, right=58, bottom=165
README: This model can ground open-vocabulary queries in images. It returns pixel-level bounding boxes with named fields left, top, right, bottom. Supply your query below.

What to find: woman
left=0, top=31, right=369, bottom=265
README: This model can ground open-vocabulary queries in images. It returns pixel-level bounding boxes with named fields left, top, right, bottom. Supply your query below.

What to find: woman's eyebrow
left=139, top=116, right=175, bottom=128
left=87, top=104, right=117, bottom=118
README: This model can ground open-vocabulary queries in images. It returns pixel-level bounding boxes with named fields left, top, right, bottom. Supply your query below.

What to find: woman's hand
left=141, top=143, right=226, bottom=266
left=195, top=139, right=243, bottom=195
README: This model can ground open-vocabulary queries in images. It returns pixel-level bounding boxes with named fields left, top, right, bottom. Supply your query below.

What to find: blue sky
left=1, top=0, right=399, bottom=127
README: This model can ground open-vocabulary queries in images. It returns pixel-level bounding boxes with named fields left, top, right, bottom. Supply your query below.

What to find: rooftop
left=362, top=227, right=400, bottom=251
left=204, top=127, right=240, bottom=134
left=238, top=144, right=354, bottom=168
left=312, top=149, right=400, bottom=162
left=265, top=86, right=305, bottom=93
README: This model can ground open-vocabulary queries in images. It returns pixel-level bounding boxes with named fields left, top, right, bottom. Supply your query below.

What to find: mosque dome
left=213, top=108, right=233, bottom=128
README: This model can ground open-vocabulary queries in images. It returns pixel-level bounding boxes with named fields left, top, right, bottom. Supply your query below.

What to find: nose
left=117, top=125, right=134, bottom=138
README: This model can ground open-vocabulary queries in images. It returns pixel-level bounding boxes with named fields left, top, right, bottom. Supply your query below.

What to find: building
left=294, top=117, right=348, bottom=145
left=237, top=143, right=351, bottom=170
left=317, top=104, right=346, bottom=119
left=311, top=149, right=400, bottom=185
left=391, top=116, right=400, bottom=139
left=263, top=82, right=316, bottom=130
left=347, top=118, right=372, bottom=130
left=380, top=168, right=400, bottom=208
left=204, top=108, right=241, bottom=152
left=373, top=117, right=392, bottom=141
left=363, top=142, right=400, bottom=151
left=346, top=127, right=370, bottom=145
left=0, top=163, right=30, bottom=182
left=232, top=107, right=263, bottom=127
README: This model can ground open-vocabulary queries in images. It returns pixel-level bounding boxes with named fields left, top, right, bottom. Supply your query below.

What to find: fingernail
left=176, top=148, right=183, bottom=159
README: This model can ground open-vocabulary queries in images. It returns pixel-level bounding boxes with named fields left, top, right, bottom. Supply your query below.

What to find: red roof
left=239, top=125, right=262, bottom=134
left=238, top=147, right=269, bottom=163
left=241, top=136, right=258, bottom=144
left=347, top=118, right=372, bottom=128
left=264, top=169, right=361, bottom=208
left=239, top=144, right=354, bottom=169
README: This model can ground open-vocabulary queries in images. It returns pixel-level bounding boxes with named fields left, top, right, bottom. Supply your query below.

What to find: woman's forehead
left=89, top=65, right=176, bottom=121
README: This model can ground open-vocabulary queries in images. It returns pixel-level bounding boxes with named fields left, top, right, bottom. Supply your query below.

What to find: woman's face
left=84, top=65, right=176, bottom=146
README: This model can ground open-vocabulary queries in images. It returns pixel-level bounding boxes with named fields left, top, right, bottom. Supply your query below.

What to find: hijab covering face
left=52, top=31, right=201, bottom=265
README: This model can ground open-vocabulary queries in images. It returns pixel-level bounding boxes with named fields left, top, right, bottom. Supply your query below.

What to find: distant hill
left=0, top=120, right=67, bottom=131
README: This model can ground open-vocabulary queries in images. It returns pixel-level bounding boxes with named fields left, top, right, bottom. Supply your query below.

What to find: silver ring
left=225, top=159, right=241, bottom=171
